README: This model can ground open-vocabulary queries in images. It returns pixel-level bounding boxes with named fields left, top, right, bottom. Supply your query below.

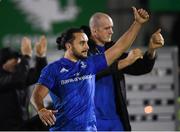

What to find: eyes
left=79, top=41, right=87, bottom=46
left=102, top=26, right=113, bottom=31
left=105, top=27, right=110, bottom=30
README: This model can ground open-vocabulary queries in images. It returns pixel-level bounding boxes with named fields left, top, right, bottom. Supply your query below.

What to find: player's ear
left=65, top=42, right=71, bottom=50
left=91, top=27, right=97, bottom=35
left=93, top=29, right=97, bottom=34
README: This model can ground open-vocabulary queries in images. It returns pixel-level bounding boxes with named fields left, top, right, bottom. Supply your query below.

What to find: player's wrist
left=35, top=53, right=46, bottom=57
left=133, top=21, right=142, bottom=28
left=38, top=108, right=47, bottom=113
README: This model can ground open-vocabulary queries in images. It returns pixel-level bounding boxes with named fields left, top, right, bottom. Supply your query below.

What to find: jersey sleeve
left=37, top=64, right=56, bottom=90
left=87, top=54, right=108, bottom=74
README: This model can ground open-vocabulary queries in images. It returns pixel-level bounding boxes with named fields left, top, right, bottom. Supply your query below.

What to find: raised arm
left=119, top=29, right=164, bottom=75
left=0, top=37, right=32, bottom=92
left=34, top=35, right=48, bottom=72
left=105, top=7, right=149, bottom=66
left=26, top=36, right=48, bottom=85
left=118, top=48, right=143, bottom=70
left=147, top=28, right=164, bottom=59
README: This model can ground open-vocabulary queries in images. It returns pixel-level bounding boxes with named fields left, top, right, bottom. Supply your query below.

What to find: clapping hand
left=35, top=35, right=47, bottom=57
left=21, top=37, right=32, bottom=57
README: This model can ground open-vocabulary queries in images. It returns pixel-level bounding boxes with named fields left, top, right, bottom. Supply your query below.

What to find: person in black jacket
left=81, top=10, right=164, bottom=131
left=0, top=36, right=48, bottom=130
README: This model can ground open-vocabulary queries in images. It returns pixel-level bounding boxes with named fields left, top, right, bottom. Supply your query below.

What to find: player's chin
left=105, top=37, right=112, bottom=42
left=82, top=52, right=88, bottom=58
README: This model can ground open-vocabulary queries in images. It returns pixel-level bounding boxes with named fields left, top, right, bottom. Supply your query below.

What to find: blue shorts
left=96, top=118, right=124, bottom=131
left=50, top=118, right=97, bottom=131
left=59, top=120, right=96, bottom=131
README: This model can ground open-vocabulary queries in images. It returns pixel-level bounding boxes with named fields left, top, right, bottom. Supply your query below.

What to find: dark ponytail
left=56, top=28, right=84, bottom=50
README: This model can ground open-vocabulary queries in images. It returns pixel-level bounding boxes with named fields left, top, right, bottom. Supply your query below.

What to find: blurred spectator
left=171, top=15, right=180, bottom=96
left=0, top=36, right=47, bottom=130
left=171, top=15, right=180, bottom=66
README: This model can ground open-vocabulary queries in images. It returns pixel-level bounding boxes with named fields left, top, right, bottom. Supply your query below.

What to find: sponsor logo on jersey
left=61, top=74, right=93, bottom=85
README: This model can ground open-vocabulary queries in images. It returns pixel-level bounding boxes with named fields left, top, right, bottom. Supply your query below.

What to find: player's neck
left=91, top=36, right=105, bottom=47
left=64, top=51, right=78, bottom=62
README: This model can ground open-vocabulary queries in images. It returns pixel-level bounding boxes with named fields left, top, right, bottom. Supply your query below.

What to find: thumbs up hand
left=149, top=28, right=164, bottom=50
left=132, top=6, right=149, bottom=24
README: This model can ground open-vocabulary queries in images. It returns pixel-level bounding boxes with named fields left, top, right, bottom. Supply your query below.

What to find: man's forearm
left=147, top=48, right=156, bottom=59
left=105, top=21, right=142, bottom=66
left=31, top=94, right=45, bottom=112
left=31, top=84, right=48, bottom=112
left=118, top=58, right=133, bottom=70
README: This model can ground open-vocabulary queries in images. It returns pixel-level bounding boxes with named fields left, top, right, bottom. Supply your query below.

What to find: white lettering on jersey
left=61, top=74, right=93, bottom=85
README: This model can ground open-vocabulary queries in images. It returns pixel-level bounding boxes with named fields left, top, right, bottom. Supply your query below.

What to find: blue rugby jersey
left=38, top=54, right=107, bottom=131
left=94, top=45, right=119, bottom=119
left=92, top=45, right=124, bottom=131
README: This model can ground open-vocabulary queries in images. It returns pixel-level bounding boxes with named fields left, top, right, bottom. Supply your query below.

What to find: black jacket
left=88, top=39, right=156, bottom=131
left=0, top=55, right=47, bottom=130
